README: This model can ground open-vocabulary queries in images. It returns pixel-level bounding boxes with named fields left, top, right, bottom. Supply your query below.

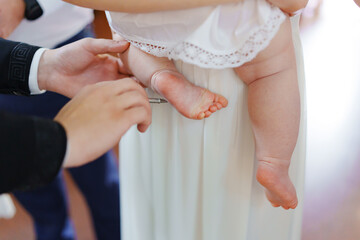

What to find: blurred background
left=1, top=0, right=360, bottom=239
left=301, top=0, right=360, bottom=239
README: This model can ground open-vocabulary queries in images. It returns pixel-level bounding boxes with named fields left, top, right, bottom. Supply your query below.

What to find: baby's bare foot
left=256, top=157, right=298, bottom=210
left=151, top=70, right=228, bottom=120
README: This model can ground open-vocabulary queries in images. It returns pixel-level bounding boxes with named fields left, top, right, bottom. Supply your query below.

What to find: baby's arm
left=268, top=0, right=308, bottom=14
left=63, top=0, right=239, bottom=12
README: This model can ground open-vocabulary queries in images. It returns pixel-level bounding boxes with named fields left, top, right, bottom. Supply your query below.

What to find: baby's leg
left=235, top=18, right=300, bottom=209
left=112, top=33, right=228, bottom=120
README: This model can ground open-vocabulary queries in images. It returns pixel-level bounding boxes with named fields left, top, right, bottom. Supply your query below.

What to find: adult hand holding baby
left=0, top=0, right=25, bottom=38
left=56, top=78, right=152, bottom=168
left=37, top=38, right=130, bottom=98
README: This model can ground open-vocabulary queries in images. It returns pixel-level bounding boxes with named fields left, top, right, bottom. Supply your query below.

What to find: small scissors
left=149, top=98, right=168, bottom=104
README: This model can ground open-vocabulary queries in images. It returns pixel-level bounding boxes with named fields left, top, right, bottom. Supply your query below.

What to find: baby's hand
left=267, top=0, right=309, bottom=15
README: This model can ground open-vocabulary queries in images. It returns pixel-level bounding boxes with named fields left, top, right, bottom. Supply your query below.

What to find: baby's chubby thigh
left=234, top=17, right=296, bottom=85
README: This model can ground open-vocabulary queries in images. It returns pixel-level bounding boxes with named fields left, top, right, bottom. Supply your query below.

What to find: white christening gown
left=107, top=1, right=306, bottom=239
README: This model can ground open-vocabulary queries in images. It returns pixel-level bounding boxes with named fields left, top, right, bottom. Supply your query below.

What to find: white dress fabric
left=112, top=3, right=306, bottom=239
left=107, top=0, right=286, bottom=69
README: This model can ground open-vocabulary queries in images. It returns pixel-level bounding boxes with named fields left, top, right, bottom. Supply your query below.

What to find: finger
left=104, top=78, right=148, bottom=98
left=117, top=58, right=132, bottom=75
left=95, top=54, right=133, bottom=80
left=93, top=78, right=144, bottom=97
left=116, top=90, right=152, bottom=131
left=82, top=38, right=130, bottom=55
left=97, top=54, right=132, bottom=76
left=129, top=76, right=147, bottom=88
left=117, top=74, right=133, bottom=79
left=116, top=90, right=150, bottom=111
left=121, top=106, right=152, bottom=133
left=112, top=32, right=125, bottom=41
left=137, top=120, right=151, bottom=133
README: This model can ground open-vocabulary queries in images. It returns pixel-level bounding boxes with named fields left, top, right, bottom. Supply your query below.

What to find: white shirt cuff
left=29, top=48, right=47, bottom=95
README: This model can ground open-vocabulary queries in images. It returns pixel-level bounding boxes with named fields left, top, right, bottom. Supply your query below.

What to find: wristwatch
left=23, top=0, right=43, bottom=21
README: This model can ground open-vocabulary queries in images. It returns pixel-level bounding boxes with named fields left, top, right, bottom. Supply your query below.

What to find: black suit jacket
left=0, top=38, right=67, bottom=194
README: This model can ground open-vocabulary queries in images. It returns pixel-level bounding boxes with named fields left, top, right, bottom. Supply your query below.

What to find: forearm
left=0, top=112, right=67, bottom=194
left=63, top=0, right=239, bottom=13
left=268, top=0, right=308, bottom=14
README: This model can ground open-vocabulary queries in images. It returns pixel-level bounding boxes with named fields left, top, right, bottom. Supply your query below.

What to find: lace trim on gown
left=121, top=8, right=286, bottom=69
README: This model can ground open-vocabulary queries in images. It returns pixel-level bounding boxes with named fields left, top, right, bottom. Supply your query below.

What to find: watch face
left=25, top=0, right=43, bottom=21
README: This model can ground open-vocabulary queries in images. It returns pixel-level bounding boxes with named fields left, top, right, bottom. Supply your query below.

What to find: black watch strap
left=24, top=0, right=43, bottom=21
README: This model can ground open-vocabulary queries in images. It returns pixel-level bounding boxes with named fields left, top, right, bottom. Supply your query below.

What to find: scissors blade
left=149, top=98, right=168, bottom=104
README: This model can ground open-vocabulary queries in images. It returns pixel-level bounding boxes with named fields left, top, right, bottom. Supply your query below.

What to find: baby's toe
left=205, top=111, right=212, bottom=118
left=217, top=95, right=228, bottom=108
left=287, top=200, right=298, bottom=210
left=215, top=103, right=223, bottom=110
left=209, top=105, right=218, bottom=113
left=197, top=112, right=206, bottom=120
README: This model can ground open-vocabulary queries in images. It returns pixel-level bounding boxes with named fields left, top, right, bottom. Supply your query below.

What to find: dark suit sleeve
left=0, top=112, right=67, bottom=194
left=0, top=38, right=66, bottom=193
left=0, top=38, right=40, bottom=96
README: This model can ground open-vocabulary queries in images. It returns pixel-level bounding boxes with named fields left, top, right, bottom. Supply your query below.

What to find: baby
left=108, top=0, right=306, bottom=209
left=68, top=0, right=307, bottom=209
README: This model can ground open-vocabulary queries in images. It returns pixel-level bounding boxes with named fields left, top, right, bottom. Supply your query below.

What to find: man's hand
left=0, top=0, right=25, bottom=38
left=55, top=78, right=152, bottom=167
left=37, top=38, right=131, bottom=98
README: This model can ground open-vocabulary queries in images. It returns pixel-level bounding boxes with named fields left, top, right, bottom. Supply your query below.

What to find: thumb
left=82, top=38, right=130, bottom=55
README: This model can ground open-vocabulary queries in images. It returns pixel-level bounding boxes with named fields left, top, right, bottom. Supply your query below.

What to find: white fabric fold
left=107, top=0, right=286, bottom=68
left=119, top=15, right=306, bottom=240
